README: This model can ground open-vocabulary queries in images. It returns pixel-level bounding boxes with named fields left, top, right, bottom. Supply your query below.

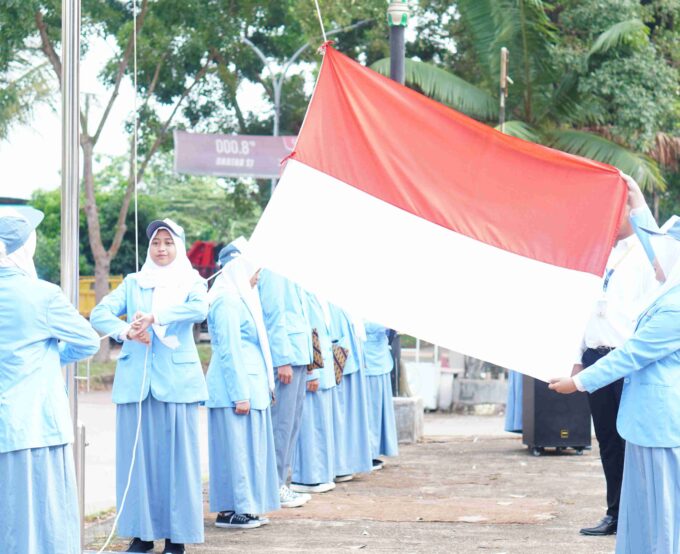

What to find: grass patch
left=197, top=343, right=212, bottom=372
left=400, top=334, right=417, bottom=348
left=84, top=506, right=116, bottom=524
left=77, top=343, right=214, bottom=387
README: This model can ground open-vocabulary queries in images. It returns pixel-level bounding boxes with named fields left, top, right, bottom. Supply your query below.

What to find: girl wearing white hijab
left=550, top=187, right=680, bottom=553
left=90, top=219, right=208, bottom=554
left=206, top=239, right=280, bottom=529
left=0, top=208, right=99, bottom=554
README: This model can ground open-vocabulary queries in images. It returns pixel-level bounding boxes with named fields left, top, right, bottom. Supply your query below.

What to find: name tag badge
left=596, top=298, right=608, bottom=318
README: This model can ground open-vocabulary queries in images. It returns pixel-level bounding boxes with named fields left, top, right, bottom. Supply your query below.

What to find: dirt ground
left=88, top=432, right=616, bottom=554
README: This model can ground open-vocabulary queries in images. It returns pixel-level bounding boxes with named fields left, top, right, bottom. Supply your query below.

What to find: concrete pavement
left=81, top=394, right=614, bottom=553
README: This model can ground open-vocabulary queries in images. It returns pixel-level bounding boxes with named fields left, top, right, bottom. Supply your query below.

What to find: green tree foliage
left=373, top=0, right=679, bottom=196
left=141, top=153, right=262, bottom=244
left=30, top=182, right=159, bottom=284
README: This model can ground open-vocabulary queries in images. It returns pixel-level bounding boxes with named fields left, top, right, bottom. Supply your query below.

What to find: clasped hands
left=125, top=311, right=155, bottom=345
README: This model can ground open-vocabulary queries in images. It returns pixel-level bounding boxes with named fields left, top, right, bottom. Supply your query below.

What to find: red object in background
left=187, top=241, right=219, bottom=279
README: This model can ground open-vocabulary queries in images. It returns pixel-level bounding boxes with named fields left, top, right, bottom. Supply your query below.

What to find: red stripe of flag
left=293, top=47, right=626, bottom=276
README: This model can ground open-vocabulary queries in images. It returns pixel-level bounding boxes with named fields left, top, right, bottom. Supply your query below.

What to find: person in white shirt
left=571, top=182, right=658, bottom=537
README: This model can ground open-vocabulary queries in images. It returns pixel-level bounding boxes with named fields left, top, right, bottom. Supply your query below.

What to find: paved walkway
left=79, top=392, right=506, bottom=515
left=82, top=395, right=614, bottom=553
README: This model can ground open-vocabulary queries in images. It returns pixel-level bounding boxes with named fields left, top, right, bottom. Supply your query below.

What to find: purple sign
left=174, top=131, right=296, bottom=179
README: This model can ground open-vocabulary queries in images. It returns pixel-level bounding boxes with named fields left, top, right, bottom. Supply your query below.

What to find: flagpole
left=61, top=0, right=85, bottom=546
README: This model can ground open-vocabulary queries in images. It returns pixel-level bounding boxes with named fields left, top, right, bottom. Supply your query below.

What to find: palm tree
left=0, top=60, right=54, bottom=140
left=371, top=0, right=675, bottom=195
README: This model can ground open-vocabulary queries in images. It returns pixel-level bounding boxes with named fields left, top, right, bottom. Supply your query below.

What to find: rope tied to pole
left=133, top=0, right=140, bottom=273
left=97, top=1, right=144, bottom=551
left=313, top=0, right=328, bottom=43
left=317, top=40, right=335, bottom=54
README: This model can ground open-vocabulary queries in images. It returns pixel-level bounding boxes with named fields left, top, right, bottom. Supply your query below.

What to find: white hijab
left=639, top=216, right=680, bottom=314
left=209, top=241, right=275, bottom=392
left=0, top=208, right=38, bottom=278
left=135, top=220, right=201, bottom=349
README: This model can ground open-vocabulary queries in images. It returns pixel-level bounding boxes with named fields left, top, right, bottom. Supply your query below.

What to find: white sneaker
left=290, top=481, right=336, bottom=494
left=279, top=485, right=310, bottom=508
left=334, top=474, right=354, bottom=483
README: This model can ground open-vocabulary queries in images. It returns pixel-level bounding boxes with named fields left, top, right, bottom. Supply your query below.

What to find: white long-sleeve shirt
left=577, top=233, right=658, bottom=363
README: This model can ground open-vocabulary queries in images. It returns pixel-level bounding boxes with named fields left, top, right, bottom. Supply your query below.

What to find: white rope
left=97, top=2, right=144, bottom=550
left=132, top=0, right=140, bottom=273
left=313, top=0, right=328, bottom=43
left=97, top=343, right=149, bottom=553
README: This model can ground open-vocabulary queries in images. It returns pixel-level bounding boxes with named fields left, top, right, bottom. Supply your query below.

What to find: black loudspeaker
left=522, top=375, right=591, bottom=456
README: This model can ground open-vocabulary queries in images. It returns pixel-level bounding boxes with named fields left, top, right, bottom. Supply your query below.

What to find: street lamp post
left=499, top=47, right=510, bottom=133
left=387, top=1, right=409, bottom=85
left=242, top=20, right=373, bottom=198
left=387, top=1, right=409, bottom=395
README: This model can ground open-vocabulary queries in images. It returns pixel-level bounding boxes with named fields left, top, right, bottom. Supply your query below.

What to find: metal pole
left=61, top=0, right=84, bottom=546
left=499, top=47, right=509, bottom=133
left=388, top=1, right=408, bottom=85
left=387, top=1, right=409, bottom=396
left=270, top=81, right=281, bottom=198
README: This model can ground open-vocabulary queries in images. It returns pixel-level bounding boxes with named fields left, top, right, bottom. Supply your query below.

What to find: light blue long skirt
left=116, top=395, right=203, bottom=544
left=208, top=406, right=280, bottom=515
left=291, top=388, right=335, bottom=485
left=0, top=444, right=79, bottom=554
left=332, top=371, right=372, bottom=476
left=616, top=442, right=680, bottom=553
left=504, top=370, right=523, bottom=433
left=366, top=373, right=399, bottom=459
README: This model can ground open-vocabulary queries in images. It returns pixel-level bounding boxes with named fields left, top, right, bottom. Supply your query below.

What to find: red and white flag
left=248, top=46, right=626, bottom=381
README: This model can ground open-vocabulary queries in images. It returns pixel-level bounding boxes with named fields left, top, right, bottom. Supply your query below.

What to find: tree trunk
left=93, top=254, right=112, bottom=361
left=82, top=138, right=114, bottom=362
left=653, top=190, right=660, bottom=222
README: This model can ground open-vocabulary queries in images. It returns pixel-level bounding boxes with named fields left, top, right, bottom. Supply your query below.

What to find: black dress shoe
left=580, top=515, right=617, bottom=536
left=126, top=537, right=155, bottom=552
left=162, top=539, right=186, bottom=554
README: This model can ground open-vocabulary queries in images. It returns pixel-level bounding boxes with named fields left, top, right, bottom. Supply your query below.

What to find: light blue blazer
left=305, top=293, right=336, bottom=390
left=363, top=322, right=393, bottom=377
left=206, top=293, right=271, bottom=410
left=578, top=284, right=680, bottom=447
left=90, top=275, right=209, bottom=405
left=0, top=267, right=99, bottom=453
left=258, top=269, right=314, bottom=370
left=330, top=305, right=362, bottom=377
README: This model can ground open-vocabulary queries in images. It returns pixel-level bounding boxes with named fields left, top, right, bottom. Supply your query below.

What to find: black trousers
left=582, top=347, right=625, bottom=518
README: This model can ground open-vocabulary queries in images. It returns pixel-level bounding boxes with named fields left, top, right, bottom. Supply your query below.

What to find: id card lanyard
left=603, top=243, right=635, bottom=293
left=598, top=243, right=635, bottom=318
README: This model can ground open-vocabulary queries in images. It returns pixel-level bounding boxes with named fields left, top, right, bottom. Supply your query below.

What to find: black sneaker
left=372, top=459, right=384, bottom=471
left=126, top=538, right=154, bottom=552
left=162, top=539, right=186, bottom=554
left=215, top=511, right=262, bottom=529
left=245, top=513, right=270, bottom=525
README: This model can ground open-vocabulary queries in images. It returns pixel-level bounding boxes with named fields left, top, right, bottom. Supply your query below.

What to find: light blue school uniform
left=0, top=267, right=99, bottom=554
left=90, top=274, right=208, bottom=544
left=363, top=322, right=399, bottom=459
left=504, top=370, right=523, bottom=433
left=258, top=269, right=314, bottom=486
left=577, top=284, right=680, bottom=554
left=330, top=306, right=372, bottom=476
left=291, top=293, right=336, bottom=485
left=206, top=292, right=280, bottom=515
